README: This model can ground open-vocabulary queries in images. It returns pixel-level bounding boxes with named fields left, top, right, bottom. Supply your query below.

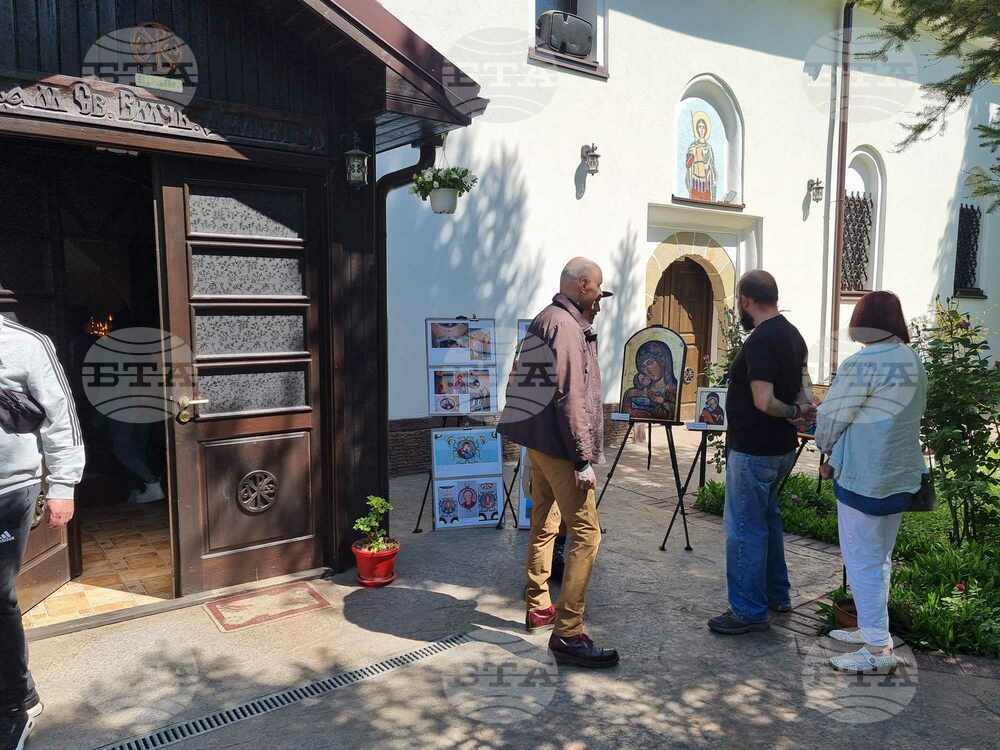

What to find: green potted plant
left=411, top=166, right=478, bottom=214
left=352, top=495, right=399, bottom=587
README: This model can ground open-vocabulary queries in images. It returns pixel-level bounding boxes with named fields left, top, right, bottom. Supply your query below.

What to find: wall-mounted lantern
left=344, top=134, right=370, bottom=190
left=807, top=178, right=824, bottom=203
left=581, top=144, right=600, bottom=176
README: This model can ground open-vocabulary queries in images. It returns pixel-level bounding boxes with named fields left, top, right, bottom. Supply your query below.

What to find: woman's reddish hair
left=849, top=290, right=910, bottom=343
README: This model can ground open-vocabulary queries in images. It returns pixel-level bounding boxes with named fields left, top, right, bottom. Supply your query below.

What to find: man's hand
left=799, top=402, right=818, bottom=423
left=46, top=498, right=75, bottom=528
left=574, top=464, right=596, bottom=491
left=819, top=462, right=834, bottom=480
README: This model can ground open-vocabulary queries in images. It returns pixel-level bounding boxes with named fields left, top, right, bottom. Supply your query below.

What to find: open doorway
left=0, top=137, right=175, bottom=628
left=649, top=258, right=714, bottom=420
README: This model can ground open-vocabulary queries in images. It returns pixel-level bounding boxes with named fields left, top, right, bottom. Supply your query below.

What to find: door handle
left=176, top=396, right=209, bottom=423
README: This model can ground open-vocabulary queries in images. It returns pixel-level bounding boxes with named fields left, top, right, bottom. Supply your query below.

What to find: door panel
left=1, top=152, right=73, bottom=610
left=156, top=159, right=325, bottom=595
left=651, top=259, right=713, bottom=420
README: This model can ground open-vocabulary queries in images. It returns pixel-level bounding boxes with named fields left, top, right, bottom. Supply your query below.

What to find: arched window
left=675, top=75, right=745, bottom=207
left=842, top=147, right=886, bottom=292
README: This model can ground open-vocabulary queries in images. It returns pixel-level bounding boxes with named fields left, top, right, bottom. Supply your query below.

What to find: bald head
left=560, top=257, right=604, bottom=308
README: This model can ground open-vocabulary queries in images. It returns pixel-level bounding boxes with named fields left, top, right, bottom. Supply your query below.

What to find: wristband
left=574, top=460, right=590, bottom=472
left=790, top=403, right=801, bottom=420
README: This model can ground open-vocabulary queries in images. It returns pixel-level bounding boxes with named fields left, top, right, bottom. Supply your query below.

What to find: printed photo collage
left=426, top=318, right=498, bottom=416
left=430, top=427, right=504, bottom=530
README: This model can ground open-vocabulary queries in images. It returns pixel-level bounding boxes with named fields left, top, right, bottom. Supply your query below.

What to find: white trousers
left=836, top=502, right=903, bottom=647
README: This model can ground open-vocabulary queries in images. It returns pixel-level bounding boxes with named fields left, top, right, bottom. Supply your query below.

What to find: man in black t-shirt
left=708, top=271, right=815, bottom=635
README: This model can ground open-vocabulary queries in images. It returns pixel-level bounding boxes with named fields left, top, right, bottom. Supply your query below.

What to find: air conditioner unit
left=536, top=11, right=593, bottom=59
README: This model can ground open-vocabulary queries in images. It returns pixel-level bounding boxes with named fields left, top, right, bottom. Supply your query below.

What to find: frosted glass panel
left=195, top=313, right=305, bottom=356
left=191, top=248, right=304, bottom=297
left=188, top=185, right=303, bottom=239
left=198, top=370, right=307, bottom=415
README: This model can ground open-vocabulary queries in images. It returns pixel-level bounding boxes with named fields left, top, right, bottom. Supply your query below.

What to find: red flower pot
left=352, top=543, right=399, bottom=587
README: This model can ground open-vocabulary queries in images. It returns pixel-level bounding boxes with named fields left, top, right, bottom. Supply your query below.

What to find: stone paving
left=23, top=431, right=1000, bottom=750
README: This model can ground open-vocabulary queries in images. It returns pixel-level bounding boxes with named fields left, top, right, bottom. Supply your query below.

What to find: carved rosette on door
left=237, top=470, right=278, bottom=515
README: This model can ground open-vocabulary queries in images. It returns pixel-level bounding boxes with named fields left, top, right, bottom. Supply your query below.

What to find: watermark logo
left=802, top=26, right=919, bottom=124
left=801, top=638, right=918, bottom=723
left=444, top=28, right=559, bottom=124
left=443, top=628, right=560, bottom=724
left=499, top=331, right=558, bottom=424
left=83, top=24, right=199, bottom=107
left=806, top=326, right=923, bottom=427
left=81, top=327, right=194, bottom=424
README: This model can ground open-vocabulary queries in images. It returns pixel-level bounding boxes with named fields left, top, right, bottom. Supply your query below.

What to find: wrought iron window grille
left=841, top=191, right=874, bottom=293
left=954, top=203, right=983, bottom=296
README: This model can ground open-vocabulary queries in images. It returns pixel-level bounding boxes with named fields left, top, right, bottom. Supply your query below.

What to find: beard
left=739, top=309, right=755, bottom=332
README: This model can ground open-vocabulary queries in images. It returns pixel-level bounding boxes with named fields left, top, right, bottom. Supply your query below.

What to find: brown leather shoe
left=526, top=605, right=557, bottom=633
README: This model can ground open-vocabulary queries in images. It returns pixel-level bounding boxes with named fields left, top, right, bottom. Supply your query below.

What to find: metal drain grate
left=96, top=633, right=471, bottom=750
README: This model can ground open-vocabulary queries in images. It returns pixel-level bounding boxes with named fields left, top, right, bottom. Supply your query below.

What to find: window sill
left=527, top=47, right=608, bottom=80
left=841, top=290, right=868, bottom=301
left=953, top=288, right=987, bottom=300
left=670, top=194, right=745, bottom=212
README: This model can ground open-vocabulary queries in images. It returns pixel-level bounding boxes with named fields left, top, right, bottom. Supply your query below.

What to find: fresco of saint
left=685, top=111, right=717, bottom=203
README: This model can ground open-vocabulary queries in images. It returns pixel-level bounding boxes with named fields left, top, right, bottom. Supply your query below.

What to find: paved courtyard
left=24, top=431, right=1000, bottom=749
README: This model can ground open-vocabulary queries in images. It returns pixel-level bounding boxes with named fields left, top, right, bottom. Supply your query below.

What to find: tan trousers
left=525, top=448, right=602, bottom=637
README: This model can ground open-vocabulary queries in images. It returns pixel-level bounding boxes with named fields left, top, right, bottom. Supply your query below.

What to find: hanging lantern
left=581, top=144, right=600, bottom=176
left=344, top=136, right=370, bottom=189
left=807, top=178, right=825, bottom=203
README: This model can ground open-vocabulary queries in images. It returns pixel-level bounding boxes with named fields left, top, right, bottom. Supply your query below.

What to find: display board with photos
left=689, top=387, right=728, bottom=431
left=618, top=325, right=688, bottom=424
left=426, top=318, right=498, bottom=416
left=431, top=427, right=504, bottom=529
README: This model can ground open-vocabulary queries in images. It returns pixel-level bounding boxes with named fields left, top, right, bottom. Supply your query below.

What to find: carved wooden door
left=156, top=158, right=325, bottom=595
left=651, top=259, right=712, bottom=420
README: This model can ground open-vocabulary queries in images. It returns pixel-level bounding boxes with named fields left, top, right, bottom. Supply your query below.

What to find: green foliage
left=912, top=299, right=1000, bottom=544
left=695, top=471, right=1000, bottom=656
left=352, top=495, right=397, bottom=553
left=694, top=473, right=840, bottom=543
left=860, top=0, right=1000, bottom=210
left=411, top=167, right=478, bottom=200
left=890, top=542, right=1000, bottom=656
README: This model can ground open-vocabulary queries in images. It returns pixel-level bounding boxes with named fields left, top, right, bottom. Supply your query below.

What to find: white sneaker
left=830, top=646, right=898, bottom=674
left=128, top=480, right=165, bottom=504
left=26, top=702, right=42, bottom=720
left=828, top=628, right=866, bottom=644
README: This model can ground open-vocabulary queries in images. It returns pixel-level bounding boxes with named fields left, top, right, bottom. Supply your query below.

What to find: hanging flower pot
left=429, top=187, right=458, bottom=214
left=412, top=166, right=478, bottom=214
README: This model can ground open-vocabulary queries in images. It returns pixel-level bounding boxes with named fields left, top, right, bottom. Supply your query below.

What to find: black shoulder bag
left=0, top=388, right=46, bottom=434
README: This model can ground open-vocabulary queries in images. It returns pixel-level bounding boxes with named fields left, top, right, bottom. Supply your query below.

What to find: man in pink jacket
left=499, top=257, right=618, bottom=668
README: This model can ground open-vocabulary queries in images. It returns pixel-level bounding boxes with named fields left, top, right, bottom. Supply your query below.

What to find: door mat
left=203, top=581, right=330, bottom=632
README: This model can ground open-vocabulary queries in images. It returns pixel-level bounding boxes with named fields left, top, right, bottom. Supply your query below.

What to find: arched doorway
left=649, top=258, right=713, bottom=419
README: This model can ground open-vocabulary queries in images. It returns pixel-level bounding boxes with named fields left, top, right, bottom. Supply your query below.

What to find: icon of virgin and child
left=620, top=339, right=679, bottom=421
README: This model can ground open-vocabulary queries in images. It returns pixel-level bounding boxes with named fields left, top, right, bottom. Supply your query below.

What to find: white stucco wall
left=379, top=0, right=999, bottom=419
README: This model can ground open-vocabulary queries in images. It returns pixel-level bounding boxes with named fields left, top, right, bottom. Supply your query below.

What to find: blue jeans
left=724, top=449, right=796, bottom=622
left=0, top=485, right=40, bottom=715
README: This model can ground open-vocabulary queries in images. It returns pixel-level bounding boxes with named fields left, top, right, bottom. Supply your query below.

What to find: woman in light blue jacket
left=815, top=291, right=926, bottom=674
